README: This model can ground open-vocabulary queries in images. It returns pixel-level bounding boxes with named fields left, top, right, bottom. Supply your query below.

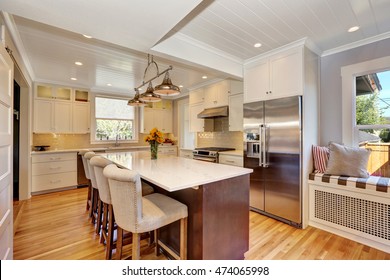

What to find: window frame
left=341, top=56, right=390, bottom=146
left=90, top=94, right=140, bottom=144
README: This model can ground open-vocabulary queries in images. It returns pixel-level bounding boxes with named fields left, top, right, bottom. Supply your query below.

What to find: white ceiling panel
left=1, top=0, right=390, bottom=95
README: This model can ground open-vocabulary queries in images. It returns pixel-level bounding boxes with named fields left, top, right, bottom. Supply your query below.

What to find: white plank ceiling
left=1, top=0, right=390, bottom=96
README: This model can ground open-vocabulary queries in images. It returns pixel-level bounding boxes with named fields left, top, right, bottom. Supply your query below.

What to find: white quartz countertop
left=102, top=151, right=253, bottom=192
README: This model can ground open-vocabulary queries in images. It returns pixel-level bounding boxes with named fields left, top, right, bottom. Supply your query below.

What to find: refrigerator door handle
left=262, top=124, right=268, bottom=168
left=259, top=125, right=263, bottom=167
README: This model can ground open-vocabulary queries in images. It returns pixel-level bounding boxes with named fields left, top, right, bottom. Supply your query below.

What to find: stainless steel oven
left=192, top=147, right=235, bottom=163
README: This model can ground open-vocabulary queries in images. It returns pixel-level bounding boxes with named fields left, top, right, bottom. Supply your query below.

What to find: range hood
left=197, top=106, right=229, bottom=118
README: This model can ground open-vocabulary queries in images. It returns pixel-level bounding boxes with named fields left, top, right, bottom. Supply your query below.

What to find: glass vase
left=150, top=141, right=158, bottom=160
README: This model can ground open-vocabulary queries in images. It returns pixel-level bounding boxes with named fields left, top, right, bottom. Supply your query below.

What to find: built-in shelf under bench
left=308, top=172, right=390, bottom=253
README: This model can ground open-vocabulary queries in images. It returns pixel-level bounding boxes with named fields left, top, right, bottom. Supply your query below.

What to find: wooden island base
left=148, top=174, right=250, bottom=260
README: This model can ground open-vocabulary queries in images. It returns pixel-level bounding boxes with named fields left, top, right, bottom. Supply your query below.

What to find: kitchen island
left=102, top=151, right=253, bottom=260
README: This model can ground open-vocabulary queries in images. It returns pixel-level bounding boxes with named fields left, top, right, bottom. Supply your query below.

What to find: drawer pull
left=226, top=160, right=235, bottom=163
left=50, top=166, right=61, bottom=170
left=50, top=157, right=62, bottom=160
left=50, top=180, right=61, bottom=184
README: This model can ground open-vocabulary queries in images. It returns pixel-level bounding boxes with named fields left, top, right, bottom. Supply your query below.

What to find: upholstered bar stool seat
left=79, top=149, right=91, bottom=211
left=103, top=164, right=188, bottom=260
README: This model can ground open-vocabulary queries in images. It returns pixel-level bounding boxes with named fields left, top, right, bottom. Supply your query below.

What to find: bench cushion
left=309, top=173, right=390, bottom=193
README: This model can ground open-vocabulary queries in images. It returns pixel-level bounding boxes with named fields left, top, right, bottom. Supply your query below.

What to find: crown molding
left=244, top=38, right=307, bottom=66
left=322, top=31, right=390, bottom=57
left=1, top=12, right=35, bottom=80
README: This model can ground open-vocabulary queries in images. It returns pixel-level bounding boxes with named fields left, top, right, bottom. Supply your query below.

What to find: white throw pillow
left=324, top=142, right=370, bottom=178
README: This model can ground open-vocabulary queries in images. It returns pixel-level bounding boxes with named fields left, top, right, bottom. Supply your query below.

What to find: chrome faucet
left=114, top=134, right=120, bottom=147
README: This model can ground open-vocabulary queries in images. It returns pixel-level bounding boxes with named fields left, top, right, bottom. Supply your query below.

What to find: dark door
left=13, top=81, right=20, bottom=200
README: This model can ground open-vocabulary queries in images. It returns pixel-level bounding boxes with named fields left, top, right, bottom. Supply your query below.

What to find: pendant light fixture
left=154, top=71, right=180, bottom=96
left=139, top=82, right=161, bottom=102
left=128, top=54, right=180, bottom=106
left=127, top=89, right=147, bottom=106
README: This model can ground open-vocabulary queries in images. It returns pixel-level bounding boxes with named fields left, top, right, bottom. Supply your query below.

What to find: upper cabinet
left=204, top=80, right=243, bottom=109
left=244, top=47, right=303, bottom=103
left=143, top=100, right=173, bottom=134
left=33, top=83, right=90, bottom=133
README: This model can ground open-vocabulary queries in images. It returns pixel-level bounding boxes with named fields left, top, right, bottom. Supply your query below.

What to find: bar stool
left=84, top=151, right=101, bottom=231
left=79, top=149, right=91, bottom=211
left=103, top=164, right=188, bottom=260
left=90, top=155, right=115, bottom=259
left=90, top=156, right=155, bottom=259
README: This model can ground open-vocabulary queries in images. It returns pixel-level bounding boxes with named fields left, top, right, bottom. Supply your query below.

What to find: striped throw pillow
left=312, top=145, right=329, bottom=173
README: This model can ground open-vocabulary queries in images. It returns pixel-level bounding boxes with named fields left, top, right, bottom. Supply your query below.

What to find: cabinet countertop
left=31, top=145, right=178, bottom=155
left=102, top=151, right=252, bottom=192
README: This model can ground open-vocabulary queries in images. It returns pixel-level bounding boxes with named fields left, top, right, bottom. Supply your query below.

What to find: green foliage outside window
left=96, top=119, right=133, bottom=141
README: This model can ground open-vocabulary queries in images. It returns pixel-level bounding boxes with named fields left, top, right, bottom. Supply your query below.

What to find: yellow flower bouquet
left=145, top=128, right=164, bottom=159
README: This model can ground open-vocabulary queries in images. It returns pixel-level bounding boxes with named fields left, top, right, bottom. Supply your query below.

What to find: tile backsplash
left=197, top=131, right=243, bottom=150
left=32, top=132, right=174, bottom=151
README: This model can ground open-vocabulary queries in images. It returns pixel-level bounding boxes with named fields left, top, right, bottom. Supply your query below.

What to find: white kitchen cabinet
left=189, top=102, right=205, bottom=132
left=72, top=103, right=90, bottom=133
left=35, top=84, right=72, bottom=101
left=34, top=99, right=53, bottom=132
left=159, top=145, right=177, bottom=156
left=219, top=154, right=244, bottom=167
left=179, top=149, right=193, bottom=159
left=32, top=152, right=77, bottom=193
left=229, top=93, right=243, bottom=131
left=34, top=84, right=90, bottom=133
left=189, top=88, right=205, bottom=104
left=244, top=47, right=303, bottom=103
left=204, top=81, right=229, bottom=109
left=143, top=107, right=173, bottom=133
left=34, top=99, right=72, bottom=133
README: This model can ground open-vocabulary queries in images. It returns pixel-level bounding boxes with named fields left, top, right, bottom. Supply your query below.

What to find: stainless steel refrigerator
left=244, top=96, right=302, bottom=228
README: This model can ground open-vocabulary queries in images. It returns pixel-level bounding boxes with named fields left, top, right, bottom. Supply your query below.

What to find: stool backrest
left=90, top=156, right=113, bottom=204
left=84, top=151, right=97, bottom=189
left=103, top=164, right=142, bottom=233
left=79, top=149, right=90, bottom=179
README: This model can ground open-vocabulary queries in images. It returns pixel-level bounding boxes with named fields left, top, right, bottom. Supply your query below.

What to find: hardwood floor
left=13, top=187, right=390, bottom=260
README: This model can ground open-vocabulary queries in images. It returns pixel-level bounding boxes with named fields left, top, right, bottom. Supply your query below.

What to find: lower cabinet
left=219, top=154, right=243, bottom=167
left=32, top=152, right=77, bottom=193
left=179, top=149, right=193, bottom=159
left=159, top=146, right=177, bottom=156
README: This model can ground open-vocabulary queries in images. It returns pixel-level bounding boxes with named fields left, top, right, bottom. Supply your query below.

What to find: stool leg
left=100, top=203, right=108, bottom=244
left=180, top=217, right=188, bottom=260
left=96, top=195, right=102, bottom=234
left=154, top=229, right=160, bottom=256
left=105, top=204, right=114, bottom=260
left=89, top=188, right=96, bottom=223
left=86, top=180, right=91, bottom=211
left=116, top=227, right=123, bottom=260
left=132, top=233, right=140, bottom=260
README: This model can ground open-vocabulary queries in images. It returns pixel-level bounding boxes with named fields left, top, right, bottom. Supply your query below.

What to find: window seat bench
left=308, top=173, right=390, bottom=253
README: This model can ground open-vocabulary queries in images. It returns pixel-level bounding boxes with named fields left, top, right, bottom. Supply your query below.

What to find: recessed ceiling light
left=83, top=34, right=92, bottom=39
left=75, top=61, right=83, bottom=66
left=348, top=26, right=360, bottom=33
left=107, top=83, right=112, bottom=86
left=202, top=75, right=208, bottom=79
left=254, top=43, right=262, bottom=48
left=71, top=77, right=77, bottom=81
left=179, top=85, right=183, bottom=88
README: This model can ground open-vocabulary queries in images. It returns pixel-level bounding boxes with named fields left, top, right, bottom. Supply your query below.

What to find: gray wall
left=320, top=38, right=390, bottom=145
